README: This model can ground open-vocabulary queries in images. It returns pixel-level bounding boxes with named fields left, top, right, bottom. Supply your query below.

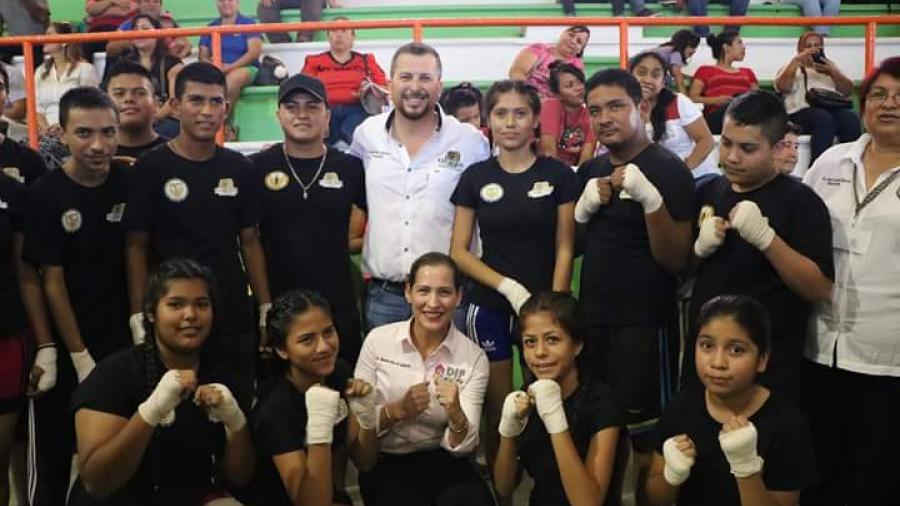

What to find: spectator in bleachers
left=687, top=90, right=833, bottom=404
left=36, top=22, right=100, bottom=169
left=773, top=121, right=801, bottom=174
left=509, top=25, right=590, bottom=99
left=494, top=293, right=625, bottom=506
left=612, top=0, right=658, bottom=17
left=631, top=51, right=716, bottom=179
left=84, top=0, right=137, bottom=61
left=104, top=61, right=169, bottom=159
left=687, top=0, right=748, bottom=37
left=785, top=0, right=840, bottom=36
left=349, top=43, right=490, bottom=330
left=117, top=0, right=192, bottom=59
left=103, top=14, right=184, bottom=137
left=302, top=18, right=388, bottom=148
left=1, top=62, right=27, bottom=124
left=258, top=0, right=342, bottom=44
left=653, top=29, right=701, bottom=95
left=801, top=56, right=900, bottom=506
left=199, top=0, right=263, bottom=139
left=439, top=82, right=484, bottom=130
left=689, top=31, right=758, bottom=135
left=539, top=62, right=596, bottom=167
left=774, top=32, right=859, bottom=164
left=0, top=0, right=48, bottom=64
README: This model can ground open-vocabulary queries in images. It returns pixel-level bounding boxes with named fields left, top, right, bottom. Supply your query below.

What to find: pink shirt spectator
left=693, top=65, right=758, bottom=114
left=540, top=97, right=595, bottom=167
left=524, top=43, right=584, bottom=98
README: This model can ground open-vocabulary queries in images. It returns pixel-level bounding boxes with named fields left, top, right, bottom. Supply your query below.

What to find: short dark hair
left=104, top=59, right=155, bottom=94
left=0, top=65, right=8, bottom=90
left=784, top=121, right=802, bottom=136
left=484, top=79, right=541, bottom=117
left=174, top=61, right=226, bottom=99
left=266, top=290, right=333, bottom=352
left=697, top=294, right=771, bottom=356
left=859, top=56, right=900, bottom=112
left=59, top=86, right=118, bottom=129
left=390, top=42, right=442, bottom=78
left=407, top=252, right=462, bottom=289
left=585, top=67, right=643, bottom=107
left=706, top=31, right=741, bottom=61
left=519, top=292, right=587, bottom=347
left=548, top=61, right=585, bottom=95
left=724, top=90, right=788, bottom=146
left=439, top=82, right=482, bottom=118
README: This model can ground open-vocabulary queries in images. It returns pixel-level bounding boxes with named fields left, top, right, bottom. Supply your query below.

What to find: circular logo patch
left=480, top=183, right=504, bottom=203
left=265, top=170, right=290, bottom=191
left=61, top=208, right=82, bottom=233
left=164, top=178, right=189, bottom=202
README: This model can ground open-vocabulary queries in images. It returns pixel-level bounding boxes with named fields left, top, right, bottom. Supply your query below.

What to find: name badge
left=106, top=203, right=126, bottom=223
left=527, top=181, right=554, bottom=199
left=214, top=178, right=238, bottom=197
left=318, top=172, right=344, bottom=189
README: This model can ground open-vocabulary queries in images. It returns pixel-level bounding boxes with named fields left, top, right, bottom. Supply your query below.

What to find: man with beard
left=349, top=43, right=490, bottom=331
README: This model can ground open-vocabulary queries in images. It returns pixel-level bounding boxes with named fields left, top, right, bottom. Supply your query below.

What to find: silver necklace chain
left=282, top=143, right=327, bottom=200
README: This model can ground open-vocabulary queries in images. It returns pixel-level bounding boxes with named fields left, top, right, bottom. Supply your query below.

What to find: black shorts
left=585, top=324, right=677, bottom=452
left=0, top=334, right=28, bottom=414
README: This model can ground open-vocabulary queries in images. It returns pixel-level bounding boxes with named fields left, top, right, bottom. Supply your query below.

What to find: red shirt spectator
left=302, top=51, right=387, bottom=107
left=692, top=65, right=758, bottom=114
left=85, top=0, right=137, bottom=30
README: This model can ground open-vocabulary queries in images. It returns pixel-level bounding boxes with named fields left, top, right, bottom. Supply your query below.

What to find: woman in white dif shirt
left=800, top=56, right=900, bottom=506
left=36, top=22, right=99, bottom=134
left=353, top=252, right=492, bottom=506
left=774, top=32, right=859, bottom=164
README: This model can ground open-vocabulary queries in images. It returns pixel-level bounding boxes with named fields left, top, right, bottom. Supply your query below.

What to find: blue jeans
left=328, top=103, right=370, bottom=147
left=365, top=282, right=412, bottom=332
left=612, top=0, right=646, bottom=15
left=789, top=106, right=861, bottom=163
left=784, top=0, right=840, bottom=34
left=688, top=0, right=750, bottom=36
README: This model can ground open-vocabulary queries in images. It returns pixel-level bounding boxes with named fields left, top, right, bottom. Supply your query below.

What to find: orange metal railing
left=1, top=15, right=896, bottom=149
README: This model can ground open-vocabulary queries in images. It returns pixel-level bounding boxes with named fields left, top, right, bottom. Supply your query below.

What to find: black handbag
left=802, top=67, right=852, bottom=110
left=255, top=55, right=289, bottom=86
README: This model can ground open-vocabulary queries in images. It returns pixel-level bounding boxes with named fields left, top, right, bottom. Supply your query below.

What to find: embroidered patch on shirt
left=438, top=150, right=463, bottom=169
left=213, top=178, right=238, bottom=197
left=265, top=170, right=290, bottom=191
left=61, top=208, right=82, bottom=233
left=527, top=181, right=555, bottom=198
left=106, top=203, right=125, bottom=223
left=164, top=178, right=189, bottom=202
left=2, top=167, right=23, bottom=183
left=0, top=198, right=7, bottom=210
left=480, top=183, right=504, bottom=203
left=434, top=363, right=467, bottom=384
left=318, top=172, right=344, bottom=189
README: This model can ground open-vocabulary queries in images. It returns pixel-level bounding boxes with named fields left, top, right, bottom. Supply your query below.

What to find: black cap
left=278, top=73, right=328, bottom=104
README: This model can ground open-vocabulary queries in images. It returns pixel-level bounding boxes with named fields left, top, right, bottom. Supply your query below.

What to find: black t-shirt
left=69, top=346, right=239, bottom=506
left=249, top=145, right=366, bottom=310
left=0, top=136, right=48, bottom=185
left=655, top=387, right=818, bottom=506
left=248, top=360, right=352, bottom=506
left=125, top=145, right=260, bottom=334
left=116, top=135, right=168, bottom=160
left=688, top=175, right=834, bottom=394
left=24, top=164, right=131, bottom=358
left=0, top=175, right=25, bottom=336
left=451, top=156, right=579, bottom=314
left=577, top=144, right=694, bottom=326
left=517, top=379, right=623, bottom=506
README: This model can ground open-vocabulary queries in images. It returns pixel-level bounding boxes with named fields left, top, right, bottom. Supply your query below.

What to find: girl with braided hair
left=69, top=258, right=255, bottom=505
left=493, top=292, right=626, bottom=506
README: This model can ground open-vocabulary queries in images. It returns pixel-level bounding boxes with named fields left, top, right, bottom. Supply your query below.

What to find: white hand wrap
left=574, top=177, right=605, bottom=224
left=305, top=385, right=341, bottom=445
left=33, top=346, right=58, bottom=393
left=259, top=303, right=272, bottom=328
left=347, top=389, right=377, bottom=431
left=694, top=216, right=726, bottom=258
left=497, top=277, right=531, bottom=315
left=731, top=201, right=775, bottom=251
left=498, top=391, right=529, bottom=438
left=662, top=437, right=695, bottom=486
left=622, top=163, right=662, bottom=214
left=528, top=379, right=568, bottom=434
left=204, top=384, right=246, bottom=433
left=129, top=313, right=146, bottom=346
left=138, top=370, right=186, bottom=427
left=70, top=350, right=96, bottom=383
left=719, top=423, right=765, bottom=478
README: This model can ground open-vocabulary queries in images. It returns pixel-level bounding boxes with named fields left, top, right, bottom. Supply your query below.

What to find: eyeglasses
left=866, top=89, right=900, bottom=106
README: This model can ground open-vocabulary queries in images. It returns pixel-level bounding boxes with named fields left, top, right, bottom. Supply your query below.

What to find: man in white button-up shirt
left=800, top=58, right=900, bottom=506
left=350, top=42, right=490, bottom=331
left=354, top=252, right=492, bottom=506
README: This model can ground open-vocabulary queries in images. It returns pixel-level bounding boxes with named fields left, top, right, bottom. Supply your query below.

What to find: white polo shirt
left=353, top=319, right=489, bottom=455
left=802, top=134, right=900, bottom=377
left=350, top=108, right=490, bottom=282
